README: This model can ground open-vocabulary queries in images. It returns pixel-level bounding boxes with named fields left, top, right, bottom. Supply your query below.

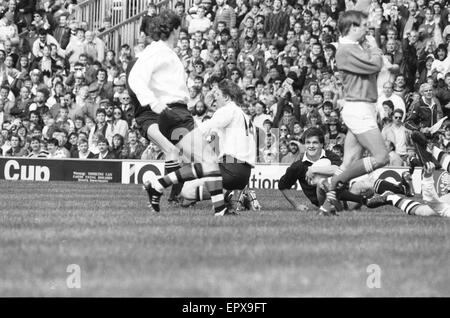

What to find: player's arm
left=279, top=161, right=307, bottom=211
left=336, top=45, right=383, bottom=75
left=127, top=50, right=167, bottom=114
left=198, top=106, right=233, bottom=135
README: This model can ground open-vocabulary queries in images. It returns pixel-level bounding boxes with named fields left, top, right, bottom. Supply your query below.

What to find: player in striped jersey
left=144, top=79, right=256, bottom=216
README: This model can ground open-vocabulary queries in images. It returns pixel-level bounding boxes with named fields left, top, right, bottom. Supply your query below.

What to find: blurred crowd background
left=1, top=0, right=450, bottom=164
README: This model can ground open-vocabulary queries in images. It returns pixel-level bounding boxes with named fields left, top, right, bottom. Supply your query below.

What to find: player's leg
left=146, top=128, right=227, bottom=215
left=160, top=105, right=197, bottom=202
left=332, top=128, right=389, bottom=189
left=319, top=130, right=363, bottom=214
left=382, top=192, right=436, bottom=216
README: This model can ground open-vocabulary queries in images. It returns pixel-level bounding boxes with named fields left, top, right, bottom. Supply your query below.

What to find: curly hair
left=149, top=10, right=181, bottom=41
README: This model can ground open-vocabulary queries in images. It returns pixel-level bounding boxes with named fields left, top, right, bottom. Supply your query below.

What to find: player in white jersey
left=144, top=79, right=256, bottom=216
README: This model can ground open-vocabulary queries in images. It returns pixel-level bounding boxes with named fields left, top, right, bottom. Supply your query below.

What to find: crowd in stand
left=1, top=0, right=450, bottom=164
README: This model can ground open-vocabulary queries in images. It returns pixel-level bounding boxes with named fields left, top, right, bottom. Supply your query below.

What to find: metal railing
left=97, top=0, right=193, bottom=54
left=71, top=0, right=150, bottom=32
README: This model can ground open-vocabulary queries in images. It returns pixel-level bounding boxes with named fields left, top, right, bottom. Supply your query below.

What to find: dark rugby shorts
left=158, top=103, right=195, bottom=144
left=219, top=155, right=252, bottom=190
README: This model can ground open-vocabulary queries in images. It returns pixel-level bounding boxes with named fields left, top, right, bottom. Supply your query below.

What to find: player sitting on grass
left=278, top=127, right=388, bottom=214
left=144, top=79, right=256, bottom=216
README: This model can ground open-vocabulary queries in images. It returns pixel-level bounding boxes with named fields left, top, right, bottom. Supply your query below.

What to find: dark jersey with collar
left=278, top=150, right=342, bottom=207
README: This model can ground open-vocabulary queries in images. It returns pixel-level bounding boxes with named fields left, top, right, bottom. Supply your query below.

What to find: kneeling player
left=144, top=79, right=256, bottom=216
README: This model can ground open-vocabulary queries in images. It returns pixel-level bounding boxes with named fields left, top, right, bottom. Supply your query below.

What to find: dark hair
left=302, top=127, right=325, bottom=144
left=149, top=10, right=181, bottom=41
left=48, top=138, right=59, bottom=146
left=217, top=79, right=244, bottom=105
left=96, top=108, right=106, bottom=116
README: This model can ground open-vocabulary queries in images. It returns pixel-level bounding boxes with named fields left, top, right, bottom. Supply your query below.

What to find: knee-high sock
left=204, top=177, right=226, bottom=213
left=157, top=163, right=225, bottom=213
left=165, top=160, right=183, bottom=200
left=158, top=163, right=206, bottom=189
left=374, top=179, right=405, bottom=195
left=330, top=157, right=377, bottom=190
left=433, top=146, right=450, bottom=172
left=386, top=194, right=423, bottom=215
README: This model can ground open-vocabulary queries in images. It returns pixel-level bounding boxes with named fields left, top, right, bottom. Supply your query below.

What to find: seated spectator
left=27, top=136, right=49, bottom=158
left=4, top=133, right=27, bottom=157
left=111, top=133, right=127, bottom=159
left=73, top=137, right=95, bottom=159
left=105, top=106, right=128, bottom=145
left=123, top=129, right=145, bottom=159
left=94, top=135, right=115, bottom=159
left=324, top=118, right=345, bottom=151
left=141, top=141, right=166, bottom=160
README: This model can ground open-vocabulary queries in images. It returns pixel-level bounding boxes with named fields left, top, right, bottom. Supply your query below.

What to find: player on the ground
left=144, top=79, right=256, bottom=216
left=352, top=162, right=450, bottom=217
left=319, top=9, right=389, bottom=215
left=127, top=9, right=195, bottom=204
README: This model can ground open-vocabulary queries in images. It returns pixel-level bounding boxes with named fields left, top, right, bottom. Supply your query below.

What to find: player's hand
left=420, top=127, right=431, bottom=134
left=423, top=161, right=435, bottom=178
left=365, top=35, right=378, bottom=49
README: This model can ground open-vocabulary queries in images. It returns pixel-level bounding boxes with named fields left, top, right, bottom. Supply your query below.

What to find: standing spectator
left=140, top=2, right=158, bottom=38
left=382, top=108, right=409, bottom=162
left=386, top=140, right=404, bottom=166
left=214, top=0, right=236, bottom=30
left=188, top=5, right=211, bottom=34
left=52, top=12, right=71, bottom=50
left=265, top=0, right=289, bottom=39
left=405, top=83, right=444, bottom=132
left=83, top=30, right=105, bottom=64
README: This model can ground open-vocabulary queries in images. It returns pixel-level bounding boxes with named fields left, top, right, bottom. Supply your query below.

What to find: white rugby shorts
left=342, top=101, right=378, bottom=135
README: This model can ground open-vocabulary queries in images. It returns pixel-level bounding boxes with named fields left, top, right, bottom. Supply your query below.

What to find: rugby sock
left=432, top=146, right=450, bottom=172
left=385, top=194, right=422, bottom=215
left=330, top=158, right=375, bottom=190
left=204, top=177, right=226, bottom=214
left=157, top=163, right=205, bottom=191
left=165, top=160, right=184, bottom=201
left=164, top=160, right=180, bottom=175
left=374, top=179, right=405, bottom=195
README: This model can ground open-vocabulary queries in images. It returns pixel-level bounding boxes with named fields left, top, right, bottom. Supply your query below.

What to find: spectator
left=27, top=136, right=49, bottom=157
left=105, top=106, right=128, bottom=145
left=73, top=137, right=95, bottom=159
left=123, top=129, right=145, bottom=159
left=382, top=108, right=410, bottom=162
left=111, top=133, right=126, bottom=159
left=214, top=0, right=236, bottom=30
left=5, top=133, right=27, bottom=156
left=94, top=134, right=115, bottom=159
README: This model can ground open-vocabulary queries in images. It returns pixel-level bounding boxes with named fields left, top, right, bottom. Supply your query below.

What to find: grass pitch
left=0, top=180, right=449, bottom=297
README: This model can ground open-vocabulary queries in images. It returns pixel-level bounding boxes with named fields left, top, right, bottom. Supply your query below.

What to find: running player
left=127, top=9, right=195, bottom=204
left=319, top=9, right=389, bottom=215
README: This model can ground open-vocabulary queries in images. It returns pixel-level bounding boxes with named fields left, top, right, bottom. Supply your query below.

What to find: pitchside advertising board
left=0, top=158, right=449, bottom=197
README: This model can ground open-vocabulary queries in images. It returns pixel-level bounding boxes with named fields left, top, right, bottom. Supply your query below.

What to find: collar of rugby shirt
left=302, top=149, right=326, bottom=164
